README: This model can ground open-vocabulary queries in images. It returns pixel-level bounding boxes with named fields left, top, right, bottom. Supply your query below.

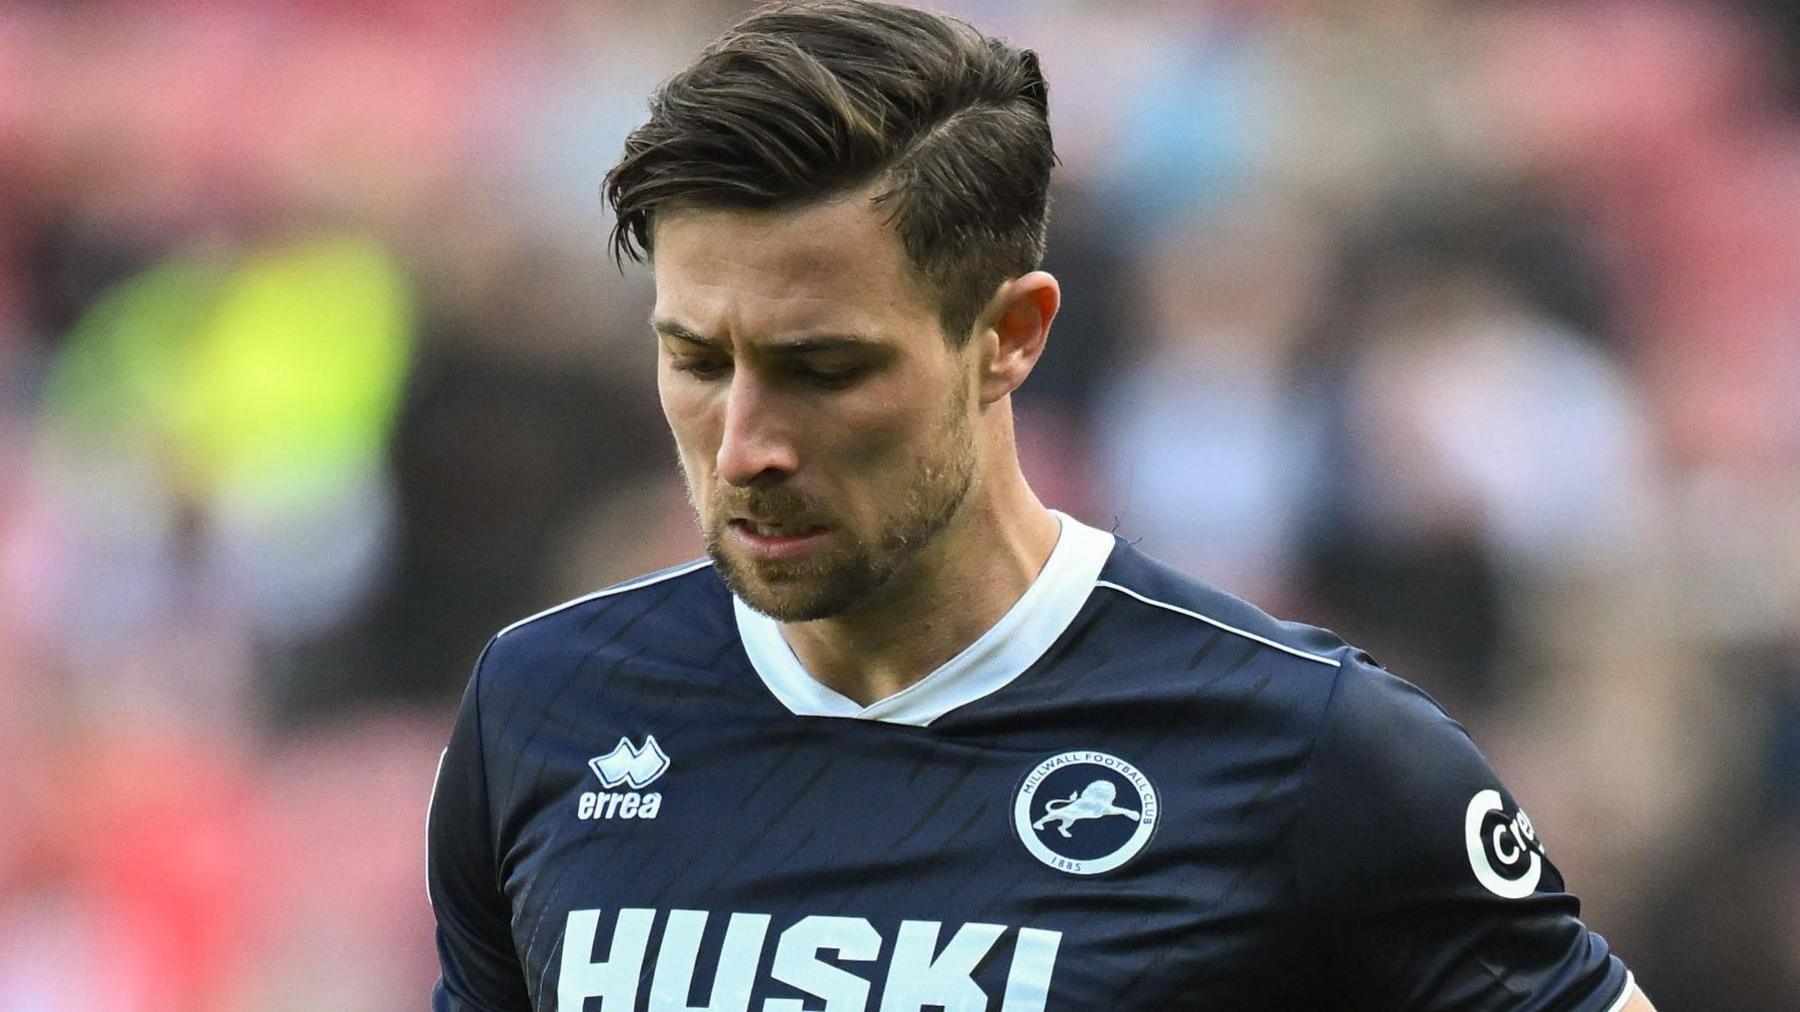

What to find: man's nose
left=716, top=372, right=799, bottom=487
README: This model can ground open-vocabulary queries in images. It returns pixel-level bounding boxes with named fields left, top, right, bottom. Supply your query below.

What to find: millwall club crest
left=589, top=735, right=670, bottom=790
left=1014, top=751, right=1158, bottom=875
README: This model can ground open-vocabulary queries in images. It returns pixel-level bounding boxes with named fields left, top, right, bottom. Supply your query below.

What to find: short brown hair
left=604, top=0, right=1056, bottom=343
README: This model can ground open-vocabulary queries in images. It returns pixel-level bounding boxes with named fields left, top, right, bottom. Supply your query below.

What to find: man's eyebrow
left=771, top=335, right=883, bottom=354
left=652, top=319, right=885, bottom=354
left=652, top=319, right=721, bottom=349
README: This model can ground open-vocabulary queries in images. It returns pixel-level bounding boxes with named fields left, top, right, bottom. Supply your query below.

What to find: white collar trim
left=734, top=510, right=1116, bottom=726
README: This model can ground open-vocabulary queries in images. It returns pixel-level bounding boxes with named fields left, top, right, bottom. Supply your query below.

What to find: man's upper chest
left=488, top=666, right=1318, bottom=1011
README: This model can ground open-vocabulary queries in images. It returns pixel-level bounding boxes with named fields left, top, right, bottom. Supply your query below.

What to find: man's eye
left=799, top=365, right=866, bottom=389
left=671, top=357, right=730, bottom=379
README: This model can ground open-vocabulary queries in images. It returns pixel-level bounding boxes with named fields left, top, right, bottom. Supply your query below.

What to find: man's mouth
left=730, top=519, right=829, bottom=538
left=724, top=518, right=834, bottom=563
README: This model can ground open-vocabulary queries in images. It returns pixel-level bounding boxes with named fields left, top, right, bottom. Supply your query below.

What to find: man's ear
left=974, top=271, right=1060, bottom=405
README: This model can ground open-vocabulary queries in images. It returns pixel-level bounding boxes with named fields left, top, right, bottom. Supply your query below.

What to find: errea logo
left=590, top=735, right=669, bottom=789
left=577, top=736, right=668, bottom=821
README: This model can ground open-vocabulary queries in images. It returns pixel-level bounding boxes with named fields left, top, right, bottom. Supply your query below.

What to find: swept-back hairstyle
left=604, top=0, right=1056, bottom=343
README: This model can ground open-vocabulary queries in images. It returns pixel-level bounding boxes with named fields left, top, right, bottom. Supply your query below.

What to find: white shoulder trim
left=424, top=747, right=446, bottom=908
left=1092, top=579, right=1341, bottom=668
left=1602, top=971, right=1638, bottom=1012
left=496, top=559, right=711, bottom=638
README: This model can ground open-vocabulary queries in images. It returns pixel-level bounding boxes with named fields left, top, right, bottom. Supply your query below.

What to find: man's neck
left=777, top=485, right=1062, bottom=707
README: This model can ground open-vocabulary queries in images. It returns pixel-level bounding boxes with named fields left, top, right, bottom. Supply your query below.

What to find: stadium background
left=2, top=0, right=1798, bottom=1007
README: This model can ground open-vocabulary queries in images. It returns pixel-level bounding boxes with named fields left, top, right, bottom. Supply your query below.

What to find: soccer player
left=427, top=2, right=1655, bottom=1009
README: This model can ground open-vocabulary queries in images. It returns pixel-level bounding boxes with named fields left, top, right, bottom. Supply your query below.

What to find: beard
left=698, top=386, right=976, bottom=622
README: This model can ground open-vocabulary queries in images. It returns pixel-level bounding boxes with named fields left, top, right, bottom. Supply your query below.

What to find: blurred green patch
left=43, top=234, right=415, bottom=513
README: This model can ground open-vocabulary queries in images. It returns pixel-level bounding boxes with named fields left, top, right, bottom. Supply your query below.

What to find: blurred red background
left=2, top=1, right=1798, bottom=1007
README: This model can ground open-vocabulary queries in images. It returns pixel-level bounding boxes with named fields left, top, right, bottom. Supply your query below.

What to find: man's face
left=651, top=192, right=981, bottom=621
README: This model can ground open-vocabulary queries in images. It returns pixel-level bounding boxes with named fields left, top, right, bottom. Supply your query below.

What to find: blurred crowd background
left=2, top=0, right=1798, bottom=1008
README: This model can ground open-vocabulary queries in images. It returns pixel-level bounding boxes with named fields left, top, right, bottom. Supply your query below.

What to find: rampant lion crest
left=1031, top=780, right=1141, bottom=838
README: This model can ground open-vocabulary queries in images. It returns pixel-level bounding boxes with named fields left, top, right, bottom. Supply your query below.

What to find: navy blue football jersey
left=428, top=512, right=1637, bottom=1011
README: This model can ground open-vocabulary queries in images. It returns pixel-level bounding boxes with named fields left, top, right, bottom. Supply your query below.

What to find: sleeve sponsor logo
left=1464, top=788, right=1544, bottom=898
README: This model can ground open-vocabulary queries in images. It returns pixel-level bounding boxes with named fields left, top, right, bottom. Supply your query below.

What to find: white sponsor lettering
left=766, top=915, right=882, bottom=1012
left=1492, top=823, right=1522, bottom=864
left=998, top=928, right=1061, bottom=1012
left=649, top=909, right=771, bottom=1012
left=877, top=920, right=1005, bottom=1012
left=557, top=910, right=1063, bottom=1011
left=559, top=908, right=655, bottom=1010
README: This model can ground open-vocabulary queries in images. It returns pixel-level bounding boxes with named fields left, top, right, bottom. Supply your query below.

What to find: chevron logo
left=588, top=735, right=670, bottom=790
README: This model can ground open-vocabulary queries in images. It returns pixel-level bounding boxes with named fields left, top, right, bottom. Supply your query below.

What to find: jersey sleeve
left=1293, top=657, right=1633, bottom=1011
left=428, top=640, right=531, bottom=1012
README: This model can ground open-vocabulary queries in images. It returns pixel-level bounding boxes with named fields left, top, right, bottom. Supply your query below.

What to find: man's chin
left=728, top=577, right=851, bottom=623
left=712, top=550, right=817, bottom=616
left=711, top=545, right=869, bottom=622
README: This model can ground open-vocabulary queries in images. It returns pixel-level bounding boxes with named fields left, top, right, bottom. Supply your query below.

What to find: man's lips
left=732, top=517, right=828, bottom=536
left=726, top=519, right=831, bottom=561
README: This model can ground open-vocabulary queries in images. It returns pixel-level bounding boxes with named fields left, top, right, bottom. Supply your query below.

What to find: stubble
left=700, top=383, right=976, bottom=622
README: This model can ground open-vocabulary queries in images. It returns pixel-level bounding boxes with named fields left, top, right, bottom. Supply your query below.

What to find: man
left=428, top=2, right=1654, bottom=1009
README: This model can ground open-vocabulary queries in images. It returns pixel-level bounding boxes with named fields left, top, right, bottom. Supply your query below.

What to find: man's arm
left=1621, top=984, right=1657, bottom=1011
left=428, top=640, right=531, bottom=1011
left=1295, top=657, right=1643, bottom=1010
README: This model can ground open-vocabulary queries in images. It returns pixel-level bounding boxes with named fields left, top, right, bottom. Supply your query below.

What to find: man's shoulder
left=1092, top=539, right=1358, bottom=676
left=495, top=557, right=718, bottom=639
left=1091, top=540, right=1467, bottom=745
left=477, top=558, right=730, bottom=679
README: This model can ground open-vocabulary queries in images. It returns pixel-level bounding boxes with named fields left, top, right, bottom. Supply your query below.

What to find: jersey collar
left=733, top=510, right=1116, bottom=726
